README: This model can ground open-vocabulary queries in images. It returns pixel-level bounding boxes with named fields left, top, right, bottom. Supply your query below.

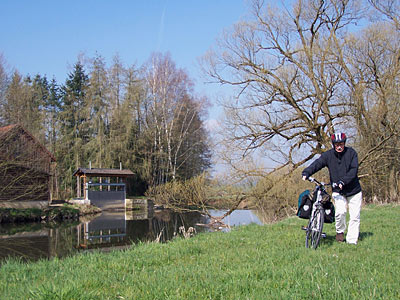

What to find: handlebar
left=307, top=177, right=335, bottom=187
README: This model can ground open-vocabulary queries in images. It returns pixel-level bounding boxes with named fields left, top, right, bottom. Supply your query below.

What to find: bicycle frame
left=305, top=177, right=330, bottom=249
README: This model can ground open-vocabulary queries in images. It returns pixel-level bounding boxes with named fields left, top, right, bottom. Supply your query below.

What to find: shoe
left=336, top=232, right=344, bottom=242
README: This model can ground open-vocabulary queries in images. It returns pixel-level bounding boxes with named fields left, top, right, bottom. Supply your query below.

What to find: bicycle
left=304, top=177, right=334, bottom=249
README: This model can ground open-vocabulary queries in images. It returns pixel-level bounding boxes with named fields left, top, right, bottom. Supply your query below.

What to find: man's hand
left=338, top=181, right=344, bottom=189
left=332, top=181, right=344, bottom=189
left=302, top=175, right=307, bottom=181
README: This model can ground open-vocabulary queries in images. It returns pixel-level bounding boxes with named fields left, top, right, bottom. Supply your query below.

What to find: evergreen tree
left=30, top=74, right=50, bottom=143
left=2, top=72, right=44, bottom=139
left=0, top=53, right=212, bottom=198
left=44, top=78, right=61, bottom=155
left=108, top=59, right=130, bottom=168
left=58, top=62, right=89, bottom=197
left=85, top=54, right=109, bottom=168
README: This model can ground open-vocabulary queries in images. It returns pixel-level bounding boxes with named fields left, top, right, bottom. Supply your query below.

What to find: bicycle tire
left=305, top=206, right=324, bottom=249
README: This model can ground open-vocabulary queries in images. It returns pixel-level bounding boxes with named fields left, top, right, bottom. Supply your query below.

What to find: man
left=302, top=133, right=362, bottom=245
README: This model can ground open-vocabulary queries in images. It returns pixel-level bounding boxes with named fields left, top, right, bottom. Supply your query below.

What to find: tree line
left=0, top=52, right=211, bottom=199
left=2, top=0, right=400, bottom=206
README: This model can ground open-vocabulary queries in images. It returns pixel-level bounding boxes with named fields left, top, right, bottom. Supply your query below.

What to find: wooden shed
left=0, top=124, right=56, bottom=207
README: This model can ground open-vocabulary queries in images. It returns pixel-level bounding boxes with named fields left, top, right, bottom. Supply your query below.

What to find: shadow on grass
left=321, top=234, right=336, bottom=246
left=320, top=231, right=373, bottom=247
left=359, top=231, right=373, bottom=241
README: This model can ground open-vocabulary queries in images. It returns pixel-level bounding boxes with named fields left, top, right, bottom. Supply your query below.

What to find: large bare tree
left=341, top=2, right=400, bottom=199
left=202, top=0, right=365, bottom=174
left=202, top=0, right=400, bottom=201
left=202, top=0, right=398, bottom=171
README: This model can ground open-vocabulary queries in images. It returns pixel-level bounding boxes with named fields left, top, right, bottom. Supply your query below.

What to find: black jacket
left=302, top=147, right=362, bottom=197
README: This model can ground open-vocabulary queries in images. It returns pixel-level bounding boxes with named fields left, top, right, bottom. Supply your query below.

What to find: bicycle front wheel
left=306, top=207, right=324, bottom=249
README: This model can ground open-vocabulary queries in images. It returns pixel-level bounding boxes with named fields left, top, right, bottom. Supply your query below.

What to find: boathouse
left=0, top=124, right=56, bottom=208
left=73, top=166, right=134, bottom=209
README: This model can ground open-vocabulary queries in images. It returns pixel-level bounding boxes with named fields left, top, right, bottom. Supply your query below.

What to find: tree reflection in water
left=0, top=208, right=263, bottom=263
left=0, top=208, right=208, bottom=263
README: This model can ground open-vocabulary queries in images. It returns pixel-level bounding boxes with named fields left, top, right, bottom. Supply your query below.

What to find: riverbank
left=1, top=204, right=399, bottom=299
left=0, top=204, right=101, bottom=224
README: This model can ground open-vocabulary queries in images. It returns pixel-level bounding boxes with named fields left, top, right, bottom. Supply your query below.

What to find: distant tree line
left=0, top=52, right=211, bottom=198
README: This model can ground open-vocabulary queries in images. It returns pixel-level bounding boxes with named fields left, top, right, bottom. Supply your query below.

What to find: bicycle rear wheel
left=306, top=207, right=324, bottom=249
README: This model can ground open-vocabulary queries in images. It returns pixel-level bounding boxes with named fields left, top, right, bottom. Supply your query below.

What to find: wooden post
left=77, top=175, right=81, bottom=198
left=83, top=176, right=87, bottom=200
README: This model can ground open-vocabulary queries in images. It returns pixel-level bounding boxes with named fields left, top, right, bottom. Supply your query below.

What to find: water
left=0, top=208, right=263, bottom=263
left=209, top=209, right=263, bottom=227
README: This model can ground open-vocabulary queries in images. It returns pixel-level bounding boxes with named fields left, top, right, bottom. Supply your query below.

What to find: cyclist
left=302, top=133, right=362, bottom=245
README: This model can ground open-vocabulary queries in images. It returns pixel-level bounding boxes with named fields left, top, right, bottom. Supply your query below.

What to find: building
left=73, top=167, right=134, bottom=209
left=0, top=124, right=56, bottom=207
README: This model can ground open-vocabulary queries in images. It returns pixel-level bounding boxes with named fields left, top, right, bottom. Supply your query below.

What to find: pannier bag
left=297, top=190, right=313, bottom=219
left=323, top=200, right=335, bottom=223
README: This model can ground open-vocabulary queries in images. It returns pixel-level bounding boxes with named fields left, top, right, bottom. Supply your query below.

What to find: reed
left=1, top=204, right=399, bottom=299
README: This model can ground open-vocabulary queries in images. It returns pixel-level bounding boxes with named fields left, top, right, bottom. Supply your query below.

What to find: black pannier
left=297, top=190, right=313, bottom=219
left=297, top=189, right=335, bottom=223
left=323, top=200, right=335, bottom=223
left=320, top=190, right=335, bottom=223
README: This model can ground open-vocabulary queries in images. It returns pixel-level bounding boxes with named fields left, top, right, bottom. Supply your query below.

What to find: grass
left=0, top=204, right=399, bottom=299
left=0, top=205, right=80, bottom=223
left=0, top=204, right=101, bottom=225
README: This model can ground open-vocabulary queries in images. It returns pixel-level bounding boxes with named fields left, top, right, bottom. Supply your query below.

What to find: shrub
left=146, top=173, right=210, bottom=209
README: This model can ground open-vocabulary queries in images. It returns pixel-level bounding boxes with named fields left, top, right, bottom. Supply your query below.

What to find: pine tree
left=44, top=78, right=61, bottom=155
left=58, top=62, right=89, bottom=197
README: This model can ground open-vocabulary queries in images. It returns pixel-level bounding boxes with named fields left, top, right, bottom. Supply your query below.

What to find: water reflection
left=0, top=208, right=262, bottom=263
left=0, top=221, right=79, bottom=263
left=209, top=209, right=263, bottom=227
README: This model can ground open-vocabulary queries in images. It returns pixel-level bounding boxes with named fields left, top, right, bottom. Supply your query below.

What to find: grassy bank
left=0, top=205, right=80, bottom=223
left=1, top=204, right=399, bottom=299
left=0, top=204, right=101, bottom=224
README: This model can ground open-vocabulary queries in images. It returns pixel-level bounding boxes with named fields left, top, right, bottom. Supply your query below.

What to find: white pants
left=332, top=191, right=362, bottom=244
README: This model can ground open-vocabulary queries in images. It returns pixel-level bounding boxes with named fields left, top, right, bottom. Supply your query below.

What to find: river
left=0, top=207, right=263, bottom=263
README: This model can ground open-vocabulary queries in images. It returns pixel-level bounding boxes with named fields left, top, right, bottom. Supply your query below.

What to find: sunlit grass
left=1, top=204, right=399, bottom=299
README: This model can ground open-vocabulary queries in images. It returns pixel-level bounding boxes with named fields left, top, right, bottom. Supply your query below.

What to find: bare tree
left=202, top=0, right=364, bottom=177
left=142, top=53, right=211, bottom=185
left=369, top=0, right=400, bottom=29
left=338, top=14, right=400, bottom=200
left=0, top=54, right=10, bottom=126
left=202, top=0, right=400, bottom=201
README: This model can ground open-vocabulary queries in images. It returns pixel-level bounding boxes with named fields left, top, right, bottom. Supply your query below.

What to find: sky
left=0, top=0, right=249, bottom=122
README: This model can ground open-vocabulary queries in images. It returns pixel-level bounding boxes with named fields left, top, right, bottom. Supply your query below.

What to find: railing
left=86, top=183, right=126, bottom=192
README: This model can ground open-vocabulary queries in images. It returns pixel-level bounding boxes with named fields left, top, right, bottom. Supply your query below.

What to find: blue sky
left=0, top=0, right=248, bottom=121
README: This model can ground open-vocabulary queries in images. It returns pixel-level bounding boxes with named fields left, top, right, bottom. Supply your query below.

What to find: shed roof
left=0, top=124, right=17, bottom=134
left=73, top=168, right=134, bottom=177
left=0, top=124, right=56, bottom=162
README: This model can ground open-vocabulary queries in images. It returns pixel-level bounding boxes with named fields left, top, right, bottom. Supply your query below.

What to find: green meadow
left=1, top=204, right=399, bottom=300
